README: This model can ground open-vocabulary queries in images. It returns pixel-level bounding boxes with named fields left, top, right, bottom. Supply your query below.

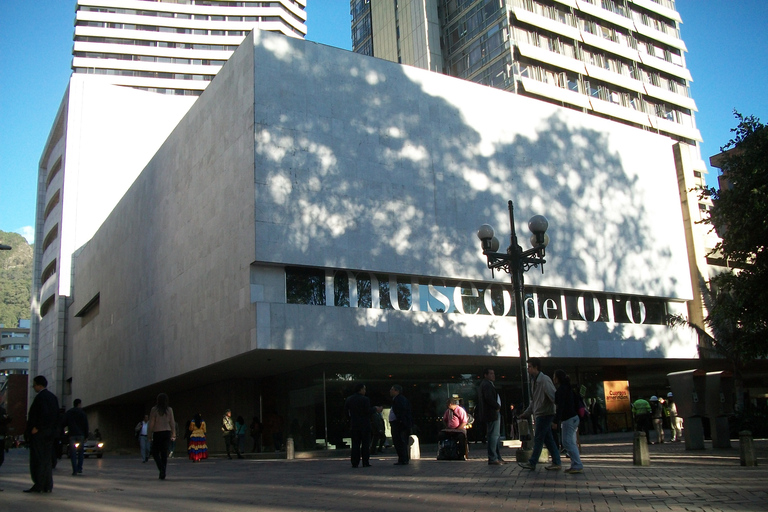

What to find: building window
left=41, top=225, right=59, bottom=253
left=286, top=267, right=325, bottom=305
left=45, top=157, right=62, bottom=189
left=40, top=295, right=55, bottom=318
left=41, top=259, right=57, bottom=285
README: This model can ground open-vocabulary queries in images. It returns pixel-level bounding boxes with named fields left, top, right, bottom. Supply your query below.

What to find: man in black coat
left=389, top=384, right=413, bottom=465
left=478, top=368, right=504, bottom=465
left=25, top=375, right=60, bottom=493
left=64, top=399, right=89, bottom=475
left=344, top=383, right=381, bottom=468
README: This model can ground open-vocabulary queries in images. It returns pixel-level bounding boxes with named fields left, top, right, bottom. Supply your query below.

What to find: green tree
left=705, top=112, right=768, bottom=361
left=668, top=113, right=766, bottom=412
left=0, top=231, right=34, bottom=327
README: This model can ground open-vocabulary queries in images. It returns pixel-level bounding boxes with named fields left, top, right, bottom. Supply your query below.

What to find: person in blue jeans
left=553, top=369, right=583, bottom=474
left=518, top=358, right=561, bottom=471
left=64, top=399, right=89, bottom=476
left=478, top=368, right=504, bottom=465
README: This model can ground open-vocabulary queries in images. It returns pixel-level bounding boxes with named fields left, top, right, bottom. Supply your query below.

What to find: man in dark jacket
left=344, top=383, right=381, bottom=468
left=478, top=368, right=504, bottom=465
left=25, top=375, right=60, bottom=493
left=389, top=384, right=412, bottom=465
left=64, top=399, right=89, bottom=475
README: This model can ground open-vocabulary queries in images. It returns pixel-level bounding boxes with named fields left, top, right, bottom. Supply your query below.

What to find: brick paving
left=1, top=432, right=766, bottom=512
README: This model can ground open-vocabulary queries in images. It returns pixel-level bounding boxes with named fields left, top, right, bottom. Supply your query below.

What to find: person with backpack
left=552, top=370, right=583, bottom=474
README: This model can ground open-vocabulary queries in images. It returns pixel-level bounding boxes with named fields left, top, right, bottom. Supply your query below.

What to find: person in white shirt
left=135, top=415, right=150, bottom=462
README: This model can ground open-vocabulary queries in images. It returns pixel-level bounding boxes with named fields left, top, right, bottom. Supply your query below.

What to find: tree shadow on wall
left=251, top=33, right=685, bottom=357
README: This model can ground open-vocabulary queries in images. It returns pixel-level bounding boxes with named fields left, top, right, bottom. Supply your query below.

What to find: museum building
left=57, top=29, right=712, bottom=451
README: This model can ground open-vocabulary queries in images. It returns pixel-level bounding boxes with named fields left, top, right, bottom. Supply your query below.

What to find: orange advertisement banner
left=604, top=380, right=631, bottom=413
left=604, top=380, right=632, bottom=431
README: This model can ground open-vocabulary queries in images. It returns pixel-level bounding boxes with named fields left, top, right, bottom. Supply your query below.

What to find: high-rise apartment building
left=31, top=0, right=307, bottom=397
left=72, top=0, right=306, bottom=95
left=351, top=0, right=719, bottom=329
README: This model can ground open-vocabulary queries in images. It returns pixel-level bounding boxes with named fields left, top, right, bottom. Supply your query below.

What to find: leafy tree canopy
left=0, top=231, right=33, bottom=328
left=703, top=112, right=768, bottom=360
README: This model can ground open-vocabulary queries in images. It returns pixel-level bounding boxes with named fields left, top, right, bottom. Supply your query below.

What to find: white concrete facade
left=358, top=0, right=720, bottom=349
left=31, top=0, right=308, bottom=399
left=68, top=30, right=696, bottom=410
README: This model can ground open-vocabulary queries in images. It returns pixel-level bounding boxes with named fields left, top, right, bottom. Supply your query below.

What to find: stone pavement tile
left=1, top=436, right=767, bottom=512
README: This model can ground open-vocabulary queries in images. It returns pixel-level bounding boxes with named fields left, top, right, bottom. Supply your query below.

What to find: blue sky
left=1, top=0, right=766, bottom=244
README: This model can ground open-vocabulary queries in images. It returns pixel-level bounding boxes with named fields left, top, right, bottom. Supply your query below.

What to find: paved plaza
left=1, top=433, right=766, bottom=512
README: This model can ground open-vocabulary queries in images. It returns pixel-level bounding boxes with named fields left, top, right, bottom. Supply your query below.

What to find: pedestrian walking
left=553, top=370, right=583, bottom=474
left=650, top=395, right=665, bottom=444
left=370, top=408, right=386, bottom=454
left=64, top=399, right=88, bottom=476
left=188, top=413, right=208, bottom=462
left=249, top=416, right=263, bottom=453
left=148, top=393, right=176, bottom=480
left=235, top=416, right=247, bottom=456
left=135, top=415, right=151, bottom=462
left=518, top=358, right=561, bottom=471
left=666, top=392, right=683, bottom=442
left=221, top=409, right=242, bottom=459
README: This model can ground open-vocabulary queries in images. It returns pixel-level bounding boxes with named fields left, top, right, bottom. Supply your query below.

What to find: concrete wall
left=33, top=79, right=196, bottom=397
left=250, top=32, right=692, bottom=300
left=69, top=34, right=256, bottom=406
left=59, top=78, right=197, bottom=297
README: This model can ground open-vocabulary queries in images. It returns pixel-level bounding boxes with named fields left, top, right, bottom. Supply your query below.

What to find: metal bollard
left=633, top=431, right=650, bottom=466
left=286, top=437, right=295, bottom=460
left=409, top=434, right=420, bottom=460
left=739, top=431, right=757, bottom=467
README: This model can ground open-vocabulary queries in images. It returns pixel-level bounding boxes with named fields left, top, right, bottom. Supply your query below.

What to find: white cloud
left=16, top=226, right=34, bottom=245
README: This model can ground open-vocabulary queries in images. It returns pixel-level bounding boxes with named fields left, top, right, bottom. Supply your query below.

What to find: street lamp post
left=476, top=200, right=549, bottom=411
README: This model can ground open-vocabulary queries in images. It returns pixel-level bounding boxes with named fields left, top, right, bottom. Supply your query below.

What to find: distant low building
left=0, top=319, right=30, bottom=389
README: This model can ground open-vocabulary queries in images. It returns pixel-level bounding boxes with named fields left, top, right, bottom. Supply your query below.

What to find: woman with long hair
left=188, top=413, right=208, bottom=462
left=148, top=393, right=176, bottom=479
left=553, top=370, right=584, bottom=474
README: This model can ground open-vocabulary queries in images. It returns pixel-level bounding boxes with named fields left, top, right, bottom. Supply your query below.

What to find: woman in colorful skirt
left=188, top=413, right=208, bottom=462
